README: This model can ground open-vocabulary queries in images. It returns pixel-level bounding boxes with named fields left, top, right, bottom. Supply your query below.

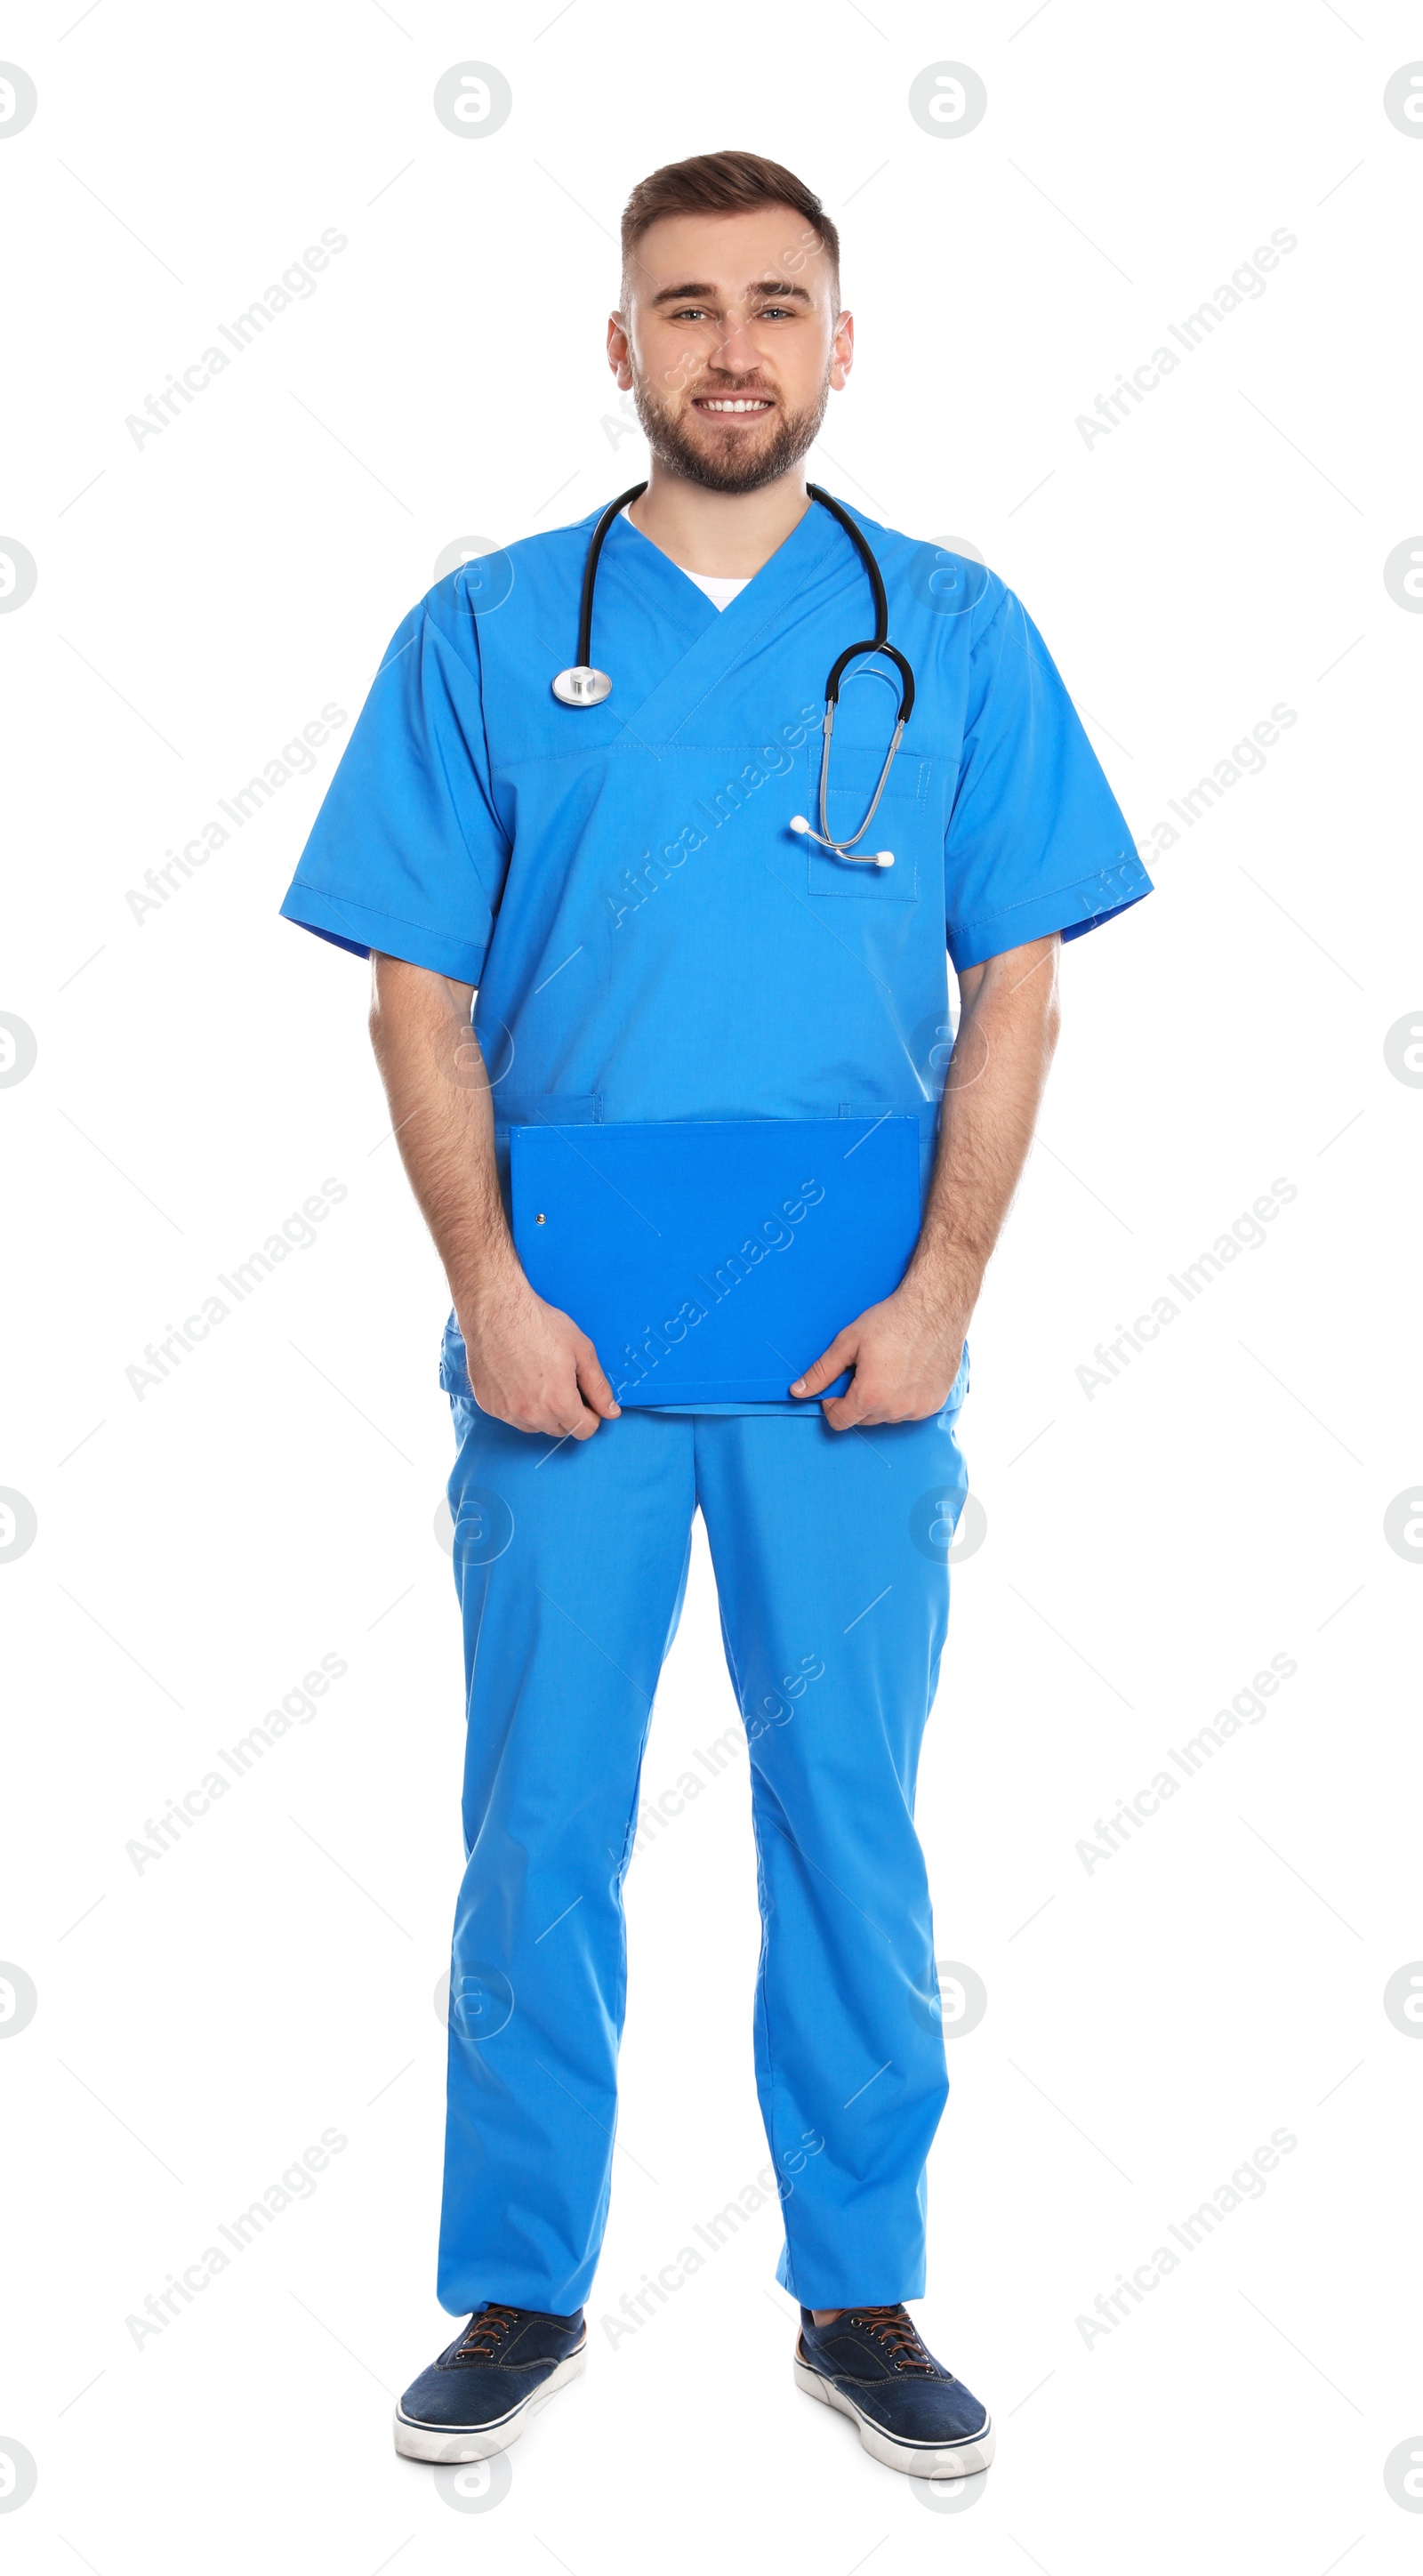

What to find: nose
left=706, top=311, right=766, bottom=377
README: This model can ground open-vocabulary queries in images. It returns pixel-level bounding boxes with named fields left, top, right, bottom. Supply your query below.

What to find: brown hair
left=620, top=150, right=840, bottom=307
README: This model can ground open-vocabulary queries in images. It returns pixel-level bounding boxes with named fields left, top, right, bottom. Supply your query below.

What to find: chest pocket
left=801, top=741, right=934, bottom=902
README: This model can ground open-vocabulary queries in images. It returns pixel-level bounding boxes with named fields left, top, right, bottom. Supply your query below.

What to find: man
left=279, top=149, right=1151, bottom=2480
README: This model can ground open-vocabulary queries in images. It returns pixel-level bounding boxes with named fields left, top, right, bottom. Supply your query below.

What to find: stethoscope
left=551, top=480, right=914, bottom=871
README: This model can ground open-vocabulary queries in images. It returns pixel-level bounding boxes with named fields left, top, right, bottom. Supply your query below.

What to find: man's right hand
left=456, top=1268, right=621, bottom=1439
left=366, top=958, right=621, bottom=1440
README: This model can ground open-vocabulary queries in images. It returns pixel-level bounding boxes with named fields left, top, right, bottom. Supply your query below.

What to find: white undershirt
left=684, top=568, right=751, bottom=610
left=621, top=507, right=749, bottom=610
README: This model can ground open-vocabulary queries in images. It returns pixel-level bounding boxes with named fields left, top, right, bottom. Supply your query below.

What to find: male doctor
left=280, top=149, right=1151, bottom=2480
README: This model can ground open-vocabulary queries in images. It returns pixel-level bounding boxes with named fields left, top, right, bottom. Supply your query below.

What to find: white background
left=4, top=1, right=1422, bottom=2567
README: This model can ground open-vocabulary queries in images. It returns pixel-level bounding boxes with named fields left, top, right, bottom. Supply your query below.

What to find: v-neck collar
left=597, top=493, right=847, bottom=747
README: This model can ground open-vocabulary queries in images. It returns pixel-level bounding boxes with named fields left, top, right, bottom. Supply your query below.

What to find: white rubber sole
left=794, top=2349, right=996, bottom=2479
left=393, top=2345, right=586, bottom=2462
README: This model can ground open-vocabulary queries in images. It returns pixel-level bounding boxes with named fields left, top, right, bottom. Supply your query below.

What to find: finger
left=519, top=1377, right=599, bottom=1440
left=551, top=1376, right=601, bottom=1441
left=509, top=1406, right=591, bottom=1439
left=575, top=1337, right=621, bottom=1420
left=790, top=1328, right=857, bottom=1399
left=822, top=1387, right=884, bottom=1431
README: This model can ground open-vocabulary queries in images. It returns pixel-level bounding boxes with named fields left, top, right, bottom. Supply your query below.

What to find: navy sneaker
left=393, top=2301, right=586, bottom=2462
left=794, top=2305, right=995, bottom=2478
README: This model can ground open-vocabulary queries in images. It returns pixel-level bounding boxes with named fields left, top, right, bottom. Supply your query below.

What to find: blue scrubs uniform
left=280, top=495, right=1151, bottom=2310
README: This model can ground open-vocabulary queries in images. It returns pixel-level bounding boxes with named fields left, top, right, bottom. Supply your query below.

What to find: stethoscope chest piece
left=551, top=665, right=613, bottom=707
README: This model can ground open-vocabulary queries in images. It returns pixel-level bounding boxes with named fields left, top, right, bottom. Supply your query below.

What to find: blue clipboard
left=511, top=1115, right=922, bottom=1405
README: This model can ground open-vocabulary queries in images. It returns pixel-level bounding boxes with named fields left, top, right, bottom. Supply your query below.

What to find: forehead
left=625, top=205, right=835, bottom=304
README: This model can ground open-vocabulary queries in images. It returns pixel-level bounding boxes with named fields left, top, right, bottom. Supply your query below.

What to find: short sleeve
left=278, top=591, right=510, bottom=985
left=945, top=584, right=1152, bottom=972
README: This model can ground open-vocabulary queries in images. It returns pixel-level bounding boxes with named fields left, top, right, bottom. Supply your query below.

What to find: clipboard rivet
left=535, top=1212, right=546, bottom=1223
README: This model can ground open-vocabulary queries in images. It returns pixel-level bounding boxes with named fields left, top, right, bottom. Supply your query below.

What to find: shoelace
left=455, top=2302, right=521, bottom=2360
left=842, top=2305, right=936, bottom=2373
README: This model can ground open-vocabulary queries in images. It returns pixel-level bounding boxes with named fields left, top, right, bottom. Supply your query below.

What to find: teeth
left=700, top=398, right=771, bottom=412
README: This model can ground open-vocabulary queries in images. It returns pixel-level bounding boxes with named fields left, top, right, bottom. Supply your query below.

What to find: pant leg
left=693, top=1401, right=968, bottom=2307
left=438, top=1400, right=695, bottom=2315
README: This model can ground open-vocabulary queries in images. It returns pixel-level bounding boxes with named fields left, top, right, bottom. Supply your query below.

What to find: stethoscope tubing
left=574, top=480, right=649, bottom=672
left=555, top=481, right=916, bottom=863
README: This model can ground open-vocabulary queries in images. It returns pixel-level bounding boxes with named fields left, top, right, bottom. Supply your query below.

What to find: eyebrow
left=647, top=278, right=815, bottom=310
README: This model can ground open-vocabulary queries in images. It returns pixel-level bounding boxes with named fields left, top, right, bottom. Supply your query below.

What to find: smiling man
left=279, top=149, right=1151, bottom=2479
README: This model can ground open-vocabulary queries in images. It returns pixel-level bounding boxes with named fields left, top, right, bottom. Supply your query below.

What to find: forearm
left=367, top=954, right=517, bottom=1307
left=790, top=933, right=1062, bottom=1422
left=367, top=954, right=618, bottom=1437
left=904, top=934, right=1062, bottom=1326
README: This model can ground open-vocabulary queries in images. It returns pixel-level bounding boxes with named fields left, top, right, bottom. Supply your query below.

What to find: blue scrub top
left=280, top=494, right=1152, bottom=1409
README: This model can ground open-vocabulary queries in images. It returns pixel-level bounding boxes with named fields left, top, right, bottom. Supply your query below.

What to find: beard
left=631, top=366, right=831, bottom=495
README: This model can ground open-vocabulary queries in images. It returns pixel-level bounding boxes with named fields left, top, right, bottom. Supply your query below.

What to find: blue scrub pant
left=437, top=1397, right=967, bottom=2317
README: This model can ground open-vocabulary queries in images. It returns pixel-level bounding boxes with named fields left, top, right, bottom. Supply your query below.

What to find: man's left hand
left=790, top=1282, right=968, bottom=1429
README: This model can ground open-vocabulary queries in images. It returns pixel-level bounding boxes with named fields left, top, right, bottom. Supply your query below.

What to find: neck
left=625, top=463, right=811, bottom=579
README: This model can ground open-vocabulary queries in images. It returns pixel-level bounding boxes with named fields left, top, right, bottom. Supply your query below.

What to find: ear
left=607, top=314, right=632, bottom=389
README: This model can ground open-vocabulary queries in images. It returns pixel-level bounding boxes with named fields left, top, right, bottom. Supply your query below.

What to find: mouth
left=691, top=396, right=776, bottom=416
